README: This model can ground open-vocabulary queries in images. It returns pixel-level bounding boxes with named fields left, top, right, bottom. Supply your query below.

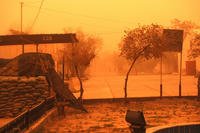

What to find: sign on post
left=162, top=29, right=183, bottom=52
left=161, top=29, right=184, bottom=97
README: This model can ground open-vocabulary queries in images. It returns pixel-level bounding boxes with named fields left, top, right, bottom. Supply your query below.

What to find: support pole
left=62, top=55, right=65, bottom=81
left=160, top=54, right=163, bottom=97
left=179, top=51, right=182, bottom=97
left=36, top=44, right=39, bottom=52
left=20, top=2, right=24, bottom=53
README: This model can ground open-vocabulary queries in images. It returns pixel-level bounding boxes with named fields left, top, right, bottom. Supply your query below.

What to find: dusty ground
left=43, top=98, right=200, bottom=133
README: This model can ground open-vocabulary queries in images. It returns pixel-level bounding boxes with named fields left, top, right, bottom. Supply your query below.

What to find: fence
left=0, top=96, right=55, bottom=133
left=154, top=124, right=200, bottom=133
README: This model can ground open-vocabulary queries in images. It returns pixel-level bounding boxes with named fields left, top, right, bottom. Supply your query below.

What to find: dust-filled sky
left=1, top=0, right=200, bottom=53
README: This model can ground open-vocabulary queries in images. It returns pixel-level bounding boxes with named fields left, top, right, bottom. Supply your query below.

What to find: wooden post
left=36, top=44, right=39, bottom=52
left=57, top=102, right=65, bottom=118
left=62, top=55, right=65, bottom=81
left=62, top=54, right=65, bottom=95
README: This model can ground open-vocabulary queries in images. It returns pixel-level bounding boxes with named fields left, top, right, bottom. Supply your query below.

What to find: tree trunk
left=124, top=60, right=135, bottom=100
left=74, top=65, right=84, bottom=101
left=71, top=43, right=84, bottom=102
left=123, top=45, right=150, bottom=101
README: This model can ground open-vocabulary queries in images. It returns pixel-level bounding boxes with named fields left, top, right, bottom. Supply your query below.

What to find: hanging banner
left=162, top=29, right=184, bottom=52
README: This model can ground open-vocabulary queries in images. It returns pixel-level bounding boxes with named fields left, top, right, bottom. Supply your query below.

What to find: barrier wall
left=0, top=76, right=50, bottom=117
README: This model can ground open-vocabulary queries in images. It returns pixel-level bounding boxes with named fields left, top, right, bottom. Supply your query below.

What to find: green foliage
left=120, top=24, right=163, bottom=61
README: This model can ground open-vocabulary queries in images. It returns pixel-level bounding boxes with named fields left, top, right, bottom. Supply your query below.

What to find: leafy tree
left=171, top=19, right=200, bottom=60
left=62, top=30, right=101, bottom=101
left=119, top=24, right=163, bottom=100
left=171, top=19, right=199, bottom=39
left=188, top=33, right=200, bottom=59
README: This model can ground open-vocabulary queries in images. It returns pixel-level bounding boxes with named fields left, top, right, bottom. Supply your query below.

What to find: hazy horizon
left=1, top=0, right=200, bottom=52
left=1, top=0, right=200, bottom=73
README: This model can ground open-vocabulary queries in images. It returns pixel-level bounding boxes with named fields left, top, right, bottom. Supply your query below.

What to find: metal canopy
left=0, top=33, right=78, bottom=46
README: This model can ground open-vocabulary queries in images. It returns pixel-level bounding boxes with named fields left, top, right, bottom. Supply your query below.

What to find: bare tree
left=119, top=24, right=163, bottom=100
left=63, top=30, right=101, bottom=101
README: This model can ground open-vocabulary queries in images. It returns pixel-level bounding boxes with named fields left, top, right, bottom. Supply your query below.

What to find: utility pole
left=21, top=2, right=24, bottom=53
left=160, top=54, right=163, bottom=97
left=179, top=51, right=182, bottom=97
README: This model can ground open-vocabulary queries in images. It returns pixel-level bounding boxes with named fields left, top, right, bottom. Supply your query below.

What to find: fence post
left=44, top=99, right=47, bottom=113
left=198, top=76, right=200, bottom=100
left=25, top=109, right=30, bottom=129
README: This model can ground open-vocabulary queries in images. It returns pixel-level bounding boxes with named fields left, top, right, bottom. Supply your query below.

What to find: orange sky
left=1, top=0, right=200, bottom=53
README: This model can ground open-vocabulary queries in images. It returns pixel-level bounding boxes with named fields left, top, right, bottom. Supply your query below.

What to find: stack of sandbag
left=0, top=76, right=50, bottom=117
left=0, top=52, right=54, bottom=77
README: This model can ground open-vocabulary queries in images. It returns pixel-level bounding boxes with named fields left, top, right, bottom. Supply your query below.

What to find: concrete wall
left=0, top=76, right=50, bottom=118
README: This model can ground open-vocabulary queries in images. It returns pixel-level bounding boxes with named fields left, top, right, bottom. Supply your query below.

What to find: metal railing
left=0, top=96, right=55, bottom=133
left=154, top=124, right=200, bottom=133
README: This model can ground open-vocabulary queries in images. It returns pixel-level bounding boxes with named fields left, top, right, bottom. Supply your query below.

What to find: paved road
left=73, top=74, right=198, bottom=99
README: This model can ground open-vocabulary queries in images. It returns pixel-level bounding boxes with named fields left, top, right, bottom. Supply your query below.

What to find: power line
left=24, top=5, right=126, bottom=35
left=25, top=4, right=135, bottom=25
left=28, top=0, right=45, bottom=32
left=25, top=0, right=41, bottom=4
left=24, top=3, right=128, bottom=36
